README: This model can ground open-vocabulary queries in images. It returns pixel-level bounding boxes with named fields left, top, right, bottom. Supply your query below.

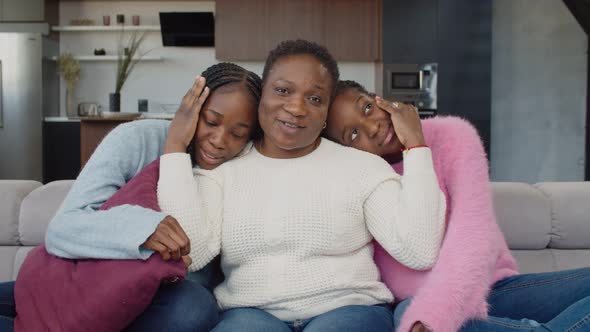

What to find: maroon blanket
left=14, top=159, right=186, bottom=332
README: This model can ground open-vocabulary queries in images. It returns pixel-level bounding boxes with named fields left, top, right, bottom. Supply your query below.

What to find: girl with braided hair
left=183, top=62, right=262, bottom=170
left=0, top=62, right=262, bottom=332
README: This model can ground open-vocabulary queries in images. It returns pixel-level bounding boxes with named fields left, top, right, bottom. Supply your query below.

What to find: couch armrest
left=0, top=181, right=42, bottom=245
left=19, top=180, right=74, bottom=246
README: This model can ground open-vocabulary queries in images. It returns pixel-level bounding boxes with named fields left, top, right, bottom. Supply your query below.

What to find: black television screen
left=159, top=12, right=214, bottom=47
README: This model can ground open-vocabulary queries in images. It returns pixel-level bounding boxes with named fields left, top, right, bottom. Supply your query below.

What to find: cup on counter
left=103, top=15, right=111, bottom=26
left=132, top=15, right=140, bottom=26
left=138, top=99, right=148, bottom=112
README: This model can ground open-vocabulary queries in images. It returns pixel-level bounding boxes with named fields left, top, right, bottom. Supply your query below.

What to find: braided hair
left=262, top=39, right=340, bottom=100
left=201, top=62, right=262, bottom=106
left=187, top=62, right=262, bottom=163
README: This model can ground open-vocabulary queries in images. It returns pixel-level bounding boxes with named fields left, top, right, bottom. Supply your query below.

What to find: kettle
left=78, top=103, right=102, bottom=117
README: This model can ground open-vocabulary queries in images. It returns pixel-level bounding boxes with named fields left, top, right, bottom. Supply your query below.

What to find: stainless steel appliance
left=78, top=102, right=102, bottom=117
left=0, top=33, right=45, bottom=180
left=383, top=63, right=437, bottom=117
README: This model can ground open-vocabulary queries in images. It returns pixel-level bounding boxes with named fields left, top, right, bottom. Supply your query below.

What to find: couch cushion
left=12, top=246, right=35, bottom=281
left=492, top=182, right=551, bottom=250
left=552, top=249, right=590, bottom=271
left=511, top=249, right=590, bottom=275
left=0, top=246, right=20, bottom=282
left=535, top=182, right=590, bottom=249
left=510, top=250, right=556, bottom=274
left=0, top=181, right=42, bottom=245
left=19, top=180, right=74, bottom=246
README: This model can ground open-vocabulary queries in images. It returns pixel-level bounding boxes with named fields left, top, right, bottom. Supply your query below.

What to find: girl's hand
left=375, top=96, right=425, bottom=148
left=182, top=255, right=192, bottom=271
left=142, top=216, right=191, bottom=261
left=164, top=76, right=209, bottom=154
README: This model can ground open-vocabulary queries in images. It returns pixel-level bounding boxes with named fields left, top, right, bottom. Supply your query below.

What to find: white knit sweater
left=158, top=138, right=446, bottom=321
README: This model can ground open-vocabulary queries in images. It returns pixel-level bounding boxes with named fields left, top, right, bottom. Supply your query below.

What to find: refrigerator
left=0, top=32, right=48, bottom=181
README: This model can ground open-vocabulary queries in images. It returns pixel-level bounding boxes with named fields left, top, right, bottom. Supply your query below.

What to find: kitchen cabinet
left=1, top=0, right=44, bottom=22
left=266, top=0, right=324, bottom=49
left=382, top=0, right=492, bottom=156
left=382, top=0, right=437, bottom=63
left=43, top=120, right=81, bottom=183
left=80, top=118, right=134, bottom=169
left=324, top=0, right=380, bottom=61
left=215, top=0, right=269, bottom=60
left=216, top=0, right=380, bottom=61
left=436, top=0, right=492, bottom=155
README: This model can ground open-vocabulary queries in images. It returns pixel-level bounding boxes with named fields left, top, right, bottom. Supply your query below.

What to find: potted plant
left=110, top=31, right=146, bottom=112
left=56, top=54, right=81, bottom=118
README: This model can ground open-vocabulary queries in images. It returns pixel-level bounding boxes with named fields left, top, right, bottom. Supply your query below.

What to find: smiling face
left=193, top=85, right=258, bottom=169
left=257, top=54, right=333, bottom=158
left=325, top=88, right=403, bottom=158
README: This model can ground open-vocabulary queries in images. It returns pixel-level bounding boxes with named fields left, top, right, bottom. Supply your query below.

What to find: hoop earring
left=322, top=122, right=327, bottom=129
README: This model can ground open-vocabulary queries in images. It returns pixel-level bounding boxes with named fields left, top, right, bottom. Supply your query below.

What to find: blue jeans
left=0, top=278, right=218, bottom=332
left=393, top=267, right=590, bottom=331
left=0, top=281, right=15, bottom=332
left=125, top=279, right=219, bottom=332
left=212, top=304, right=393, bottom=332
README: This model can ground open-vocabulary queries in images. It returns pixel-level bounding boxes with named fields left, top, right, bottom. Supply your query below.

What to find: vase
left=109, top=93, right=121, bottom=112
left=65, top=87, right=76, bottom=118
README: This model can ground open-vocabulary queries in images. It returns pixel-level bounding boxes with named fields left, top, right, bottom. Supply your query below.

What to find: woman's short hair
left=262, top=39, right=340, bottom=100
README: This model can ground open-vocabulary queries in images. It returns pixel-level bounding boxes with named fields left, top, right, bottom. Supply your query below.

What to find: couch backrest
left=0, top=180, right=588, bottom=280
left=492, top=182, right=590, bottom=273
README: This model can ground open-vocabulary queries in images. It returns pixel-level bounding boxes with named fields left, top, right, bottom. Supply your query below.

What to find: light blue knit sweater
left=45, top=119, right=170, bottom=259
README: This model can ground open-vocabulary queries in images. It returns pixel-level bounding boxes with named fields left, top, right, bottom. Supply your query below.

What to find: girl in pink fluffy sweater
left=324, top=80, right=590, bottom=332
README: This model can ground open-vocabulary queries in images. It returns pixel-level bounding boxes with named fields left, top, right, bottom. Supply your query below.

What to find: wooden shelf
left=52, top=25, right=160, bottom=32
left=50, top=55, right=163, bottom=62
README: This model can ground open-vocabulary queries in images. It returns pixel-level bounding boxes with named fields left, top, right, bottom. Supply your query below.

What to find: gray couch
left=1, top=180, right=589, bottom=282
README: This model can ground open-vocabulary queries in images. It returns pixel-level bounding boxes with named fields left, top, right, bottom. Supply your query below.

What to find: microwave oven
left=383, top=63, right=437, bottom=117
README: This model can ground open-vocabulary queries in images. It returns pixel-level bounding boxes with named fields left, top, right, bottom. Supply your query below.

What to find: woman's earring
left=322, top=122, right=327, bottom=129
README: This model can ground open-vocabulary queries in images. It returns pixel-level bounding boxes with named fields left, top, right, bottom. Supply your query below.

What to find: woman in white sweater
left=158, top=39, right=446, bottom=332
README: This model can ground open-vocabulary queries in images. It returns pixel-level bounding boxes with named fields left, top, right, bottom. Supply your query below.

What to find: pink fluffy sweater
left=374, top=116, right=519, bottom=332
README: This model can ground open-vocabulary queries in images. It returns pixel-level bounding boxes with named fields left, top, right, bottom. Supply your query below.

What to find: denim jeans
left=0, top=281, right=15, bottom=332
left=212, top=304, right=393, bottom=332
left=393, top=267, right=590, bottom=332
left=125, top=279, right=219, bottom=332
left=0, top=277, right=219, bottom=332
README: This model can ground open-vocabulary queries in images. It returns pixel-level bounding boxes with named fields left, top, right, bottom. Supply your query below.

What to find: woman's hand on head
left=164, top=76, right=210, bottom=154
left=142, top=216, right=191, bottom=261
left=375, top=96, right=425, bottom=148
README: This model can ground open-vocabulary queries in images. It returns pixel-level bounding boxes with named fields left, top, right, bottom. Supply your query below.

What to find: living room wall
left=490, top=0, right=586, bottom=182
left=57, top=1, right=377, bottom=116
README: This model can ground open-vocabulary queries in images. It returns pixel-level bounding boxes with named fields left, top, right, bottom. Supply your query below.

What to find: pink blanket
left=374, top=116, right=519, bottom=332
left=14, top=159, right=186, bottom=332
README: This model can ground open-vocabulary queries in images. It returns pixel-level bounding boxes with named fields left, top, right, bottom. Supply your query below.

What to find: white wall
left=490, top=0, right=586, bottom=182
left=58, top=1, right=376, bottom=115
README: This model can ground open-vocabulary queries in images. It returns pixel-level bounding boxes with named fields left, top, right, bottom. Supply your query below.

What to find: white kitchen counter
left=44, top=113, right=174, bottom=122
